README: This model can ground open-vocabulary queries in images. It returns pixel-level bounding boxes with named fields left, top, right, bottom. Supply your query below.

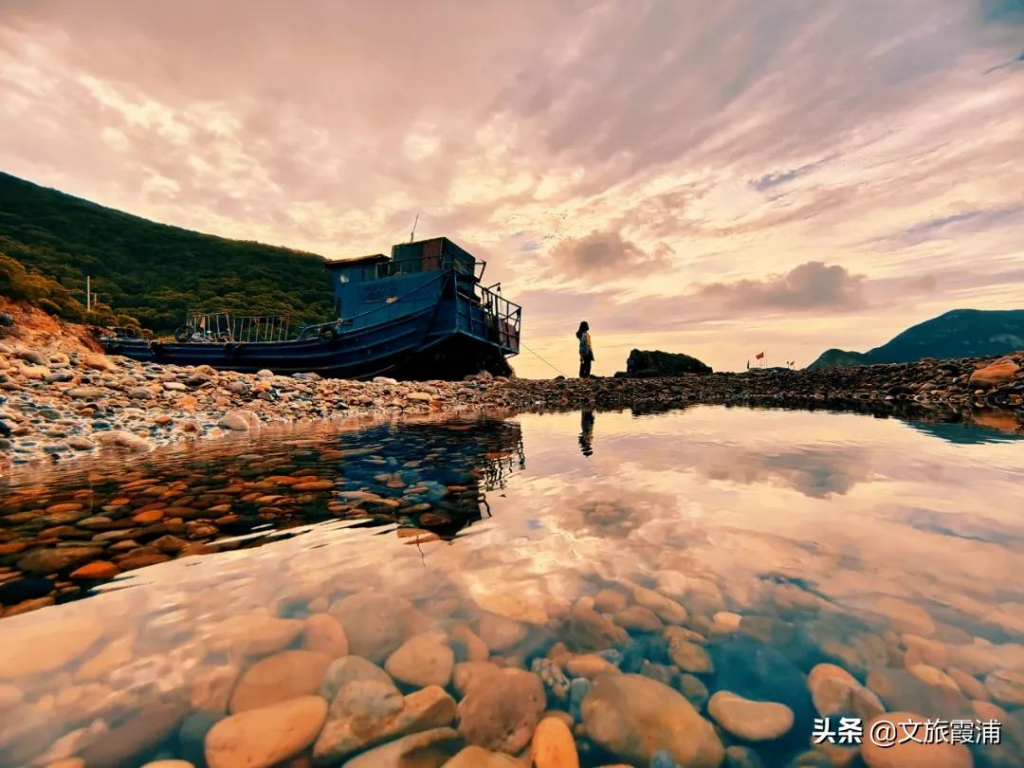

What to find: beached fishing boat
left=97, top=237, right=521, bottom=380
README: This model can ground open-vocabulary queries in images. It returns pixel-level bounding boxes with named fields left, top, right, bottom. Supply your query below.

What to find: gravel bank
left=2, top=342, right=1022, bottom=470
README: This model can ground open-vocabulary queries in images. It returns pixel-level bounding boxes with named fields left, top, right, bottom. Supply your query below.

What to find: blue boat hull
left=100, top=273, right=519, bottom=380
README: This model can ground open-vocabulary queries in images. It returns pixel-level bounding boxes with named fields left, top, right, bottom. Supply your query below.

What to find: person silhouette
left=576, top=321, right=594, bottom=378
left=579, top=408, right=594, bottom=457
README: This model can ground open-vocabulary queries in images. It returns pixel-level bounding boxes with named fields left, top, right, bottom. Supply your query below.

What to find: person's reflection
left=579, top=409, right=595, bottom=457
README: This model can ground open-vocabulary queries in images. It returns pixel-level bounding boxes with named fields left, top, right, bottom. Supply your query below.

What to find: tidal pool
left=0, top=406, right=1022, bottom=767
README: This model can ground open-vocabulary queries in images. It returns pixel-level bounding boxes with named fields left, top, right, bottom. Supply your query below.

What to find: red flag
left=755, top=351, right=765, bottom=360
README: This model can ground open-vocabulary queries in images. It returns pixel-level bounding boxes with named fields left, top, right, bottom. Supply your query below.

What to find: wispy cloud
left=0, top=0, right=1021, bottom=376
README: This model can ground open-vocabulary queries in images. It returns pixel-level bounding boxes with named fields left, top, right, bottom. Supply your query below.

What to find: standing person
left=576, top=321, right=594, bottom=378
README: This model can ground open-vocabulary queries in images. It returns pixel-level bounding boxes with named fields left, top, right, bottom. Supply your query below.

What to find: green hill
left=0, top=172, right=334, bottom=333
left=807, top=309, right=1024, bottom=370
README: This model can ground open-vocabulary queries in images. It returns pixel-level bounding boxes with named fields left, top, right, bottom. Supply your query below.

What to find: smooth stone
left=947, top=668, right=988, bottom=702
left=207, top=613, right=304, bottom=657
left=453, top=661, right=502, bottom=698
left=566, top=654, right=620, bottom=679
left=565, top=601, right=628, bottom=652
left=613, top=606, right=663, bottom=632
left=69, top=560, right=121, bottom=580
left=807, top=663, right=884, bottom=720
left=593, top=589, right=630, bottom=614
left=860, top=712, right=972, bottom=768
left=319, top=655, right=396, bottom=702
left=0, top=614, right=105, bottom=680
left=582, top=673, right=724, bottom=768
left=874, top=597, right=935, bottom=637
left=79, top=699, right=190, bottom=768
left=206, top=696, right=327, bottom=768
left=330, top=592, right=411, bottom=662
left=629, top=583, right=688, bottom=624
left=669, top=640, right=713, bottom=674
left=339, top=727, right=461, bottom=768
left=302, top=614, right=349, bottom=658
left=385, top=632, right=455, bottom=688
left=866, top=668, right=973, bottom=719
left=457, top=668, right=546, bottom=753
left=477, top=612, right=528, bottom=652
left=709, top=637, right=814, bottom=729
left=230, top=650, right=332, bottom=713
left=74, top=632, right=136, bottom=683
left=313, top=684, right=456, bottom=763
left=530, top=715, right=580, bottom=768
left=985, top=668, right=1024, bottom=705
left=443, top=745, right=523, bottom=767
left=707, top=690, right=794, bottom=741
left=907, top=663, right=960, bottom=692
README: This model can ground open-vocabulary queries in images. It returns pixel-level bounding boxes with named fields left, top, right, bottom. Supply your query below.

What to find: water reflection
left=0, top=406, right=1022, bottom=768
left=579, top=409, right=595, bottom=457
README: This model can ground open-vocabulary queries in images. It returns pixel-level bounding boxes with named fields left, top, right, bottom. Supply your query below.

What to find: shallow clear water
left=1, top=406, right=1022, bottom=767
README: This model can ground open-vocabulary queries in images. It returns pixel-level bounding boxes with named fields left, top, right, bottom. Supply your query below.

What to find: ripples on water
left=0, top=405, right=1022, bottom=767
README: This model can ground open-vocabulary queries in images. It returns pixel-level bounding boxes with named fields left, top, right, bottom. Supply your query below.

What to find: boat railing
left=477, top=285, right=522, bottom=353
left=181, top=312, right=294, bottom=343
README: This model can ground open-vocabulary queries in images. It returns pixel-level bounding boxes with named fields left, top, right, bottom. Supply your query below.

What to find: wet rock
left=230, top=650, right=333, bottom=712
left=207, top=612, right=304, bottom=657
left=531, top=715, right=580, bottom=768
left=0, top=613, right=105, bottom=680
left=96, top=429, right=152, bottom=452
left=669, top=639, right=713, bottom=674
left=582, top=673, right=724, bottom=767
left=866, top=668, right=973, bottom=719
left=79, top=699, right=190, bottom=768
left=565, top=601, right=628, bottom=652
left=566, top=654, right=619, bottom=679
left=443, top=745, right=523, bottom=767
left=531, top=658, right=571, bottom=703
left=330, top=591, right=412, bottom=662
left=970, top=362, right=1020, bottom=388
left=860, top=711, right=972, bottom=768
left=320, top=655, right=396, bottom=701
left=17, top=546, right=104, bottom=574
left=205, top=695, right=327, bottom=768
left=613, top=605, right=663, bottom=632
left=302, top=613, right=350, bottom=658
left=385, top=631, right=454, bottom=688
left=339, top=727, right=461, bottom=768
left=313, top=683, right=456, bottom=763
left=450, top=623, right=489, bottom=662
left=985, top=668, right=1024, bottom=705
left=457, top=668, right=546, bottom=753
left=219, top=410, right=260, bottom=431
left=628, top=583, right=688, bottom=624
left=873, top=597, right=935, bottom=637
left=74, top=632, right=136, bottom=683
left=190, top=664, right=241, bottom=715
left=477, top=611, right=528, bottom=652
left=453, top=660, right=502, bottom=698
left=807, top=663, right=883, bottom=720
left=69, top=560, right=120, bottom=580
left=709, top=636, right=815, bottom=733
left=708, top=690, right=794, bottom=741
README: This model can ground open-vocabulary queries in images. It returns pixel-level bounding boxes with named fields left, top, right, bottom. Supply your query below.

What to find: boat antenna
left=409, top=213, right=419, bottom=243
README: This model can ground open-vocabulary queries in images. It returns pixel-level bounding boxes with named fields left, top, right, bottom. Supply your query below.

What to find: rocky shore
left=2, top=336, right=1021, bottom=471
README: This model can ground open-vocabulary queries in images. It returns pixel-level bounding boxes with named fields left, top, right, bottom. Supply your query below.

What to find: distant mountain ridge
left=807, top=309, right=1024, bottom=370
left=0, top=172, right=334, bottom=333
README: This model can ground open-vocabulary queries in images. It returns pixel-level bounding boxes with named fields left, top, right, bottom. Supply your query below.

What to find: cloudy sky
left=1, top=1, right=1022, bottom=376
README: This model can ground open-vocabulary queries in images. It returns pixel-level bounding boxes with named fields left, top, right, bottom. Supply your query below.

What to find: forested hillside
left=0, top=173, right=335, bottom=333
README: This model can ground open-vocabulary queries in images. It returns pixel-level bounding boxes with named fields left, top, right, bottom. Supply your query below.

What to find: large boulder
left=581, top=673, right=724, bottom=767
left=617, top=349, right=712, bottom=378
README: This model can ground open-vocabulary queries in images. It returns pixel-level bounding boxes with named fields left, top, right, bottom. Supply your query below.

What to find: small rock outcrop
left=617, top=349, right=712, bottom=378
